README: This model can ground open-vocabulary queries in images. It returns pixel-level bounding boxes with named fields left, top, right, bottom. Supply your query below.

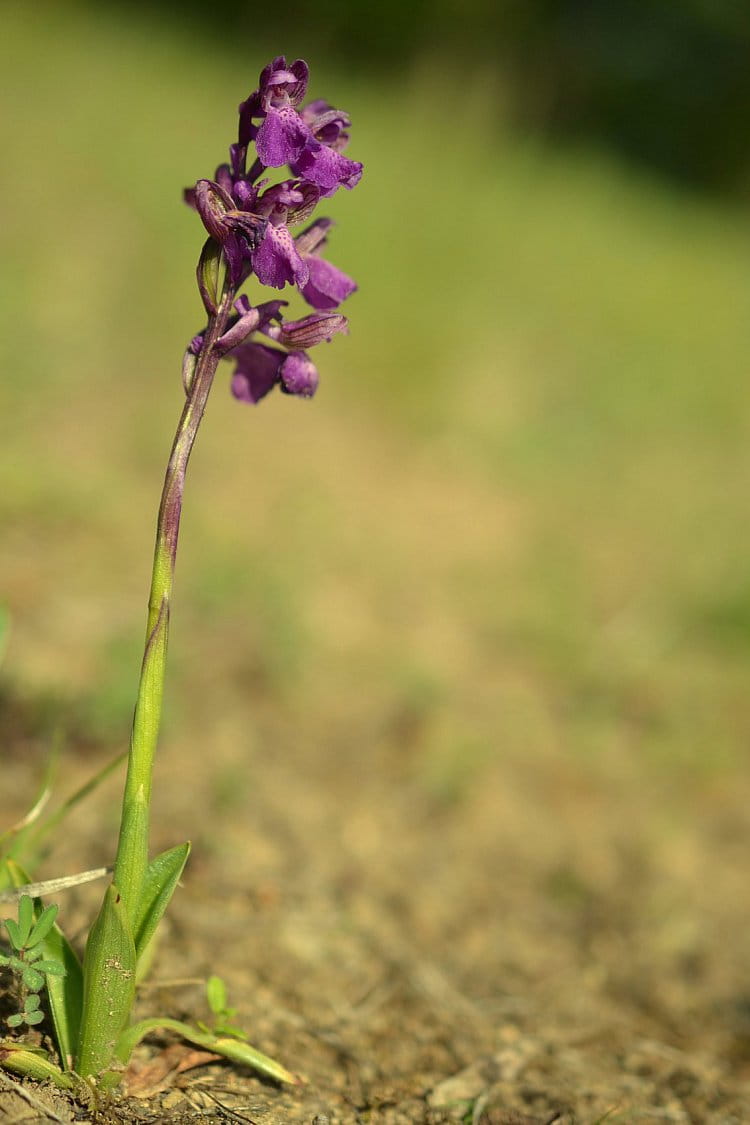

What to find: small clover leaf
left=34, top=959, right=66, bottom=977
left=17, top=896, right=35, bottom=946
left=1, top=894, right=66, bottom=1033
left=4, top=917, right=23, bottom=950
left=22, top=966, right=44, bottom=991
left=27, top=903, right=59, bottom=949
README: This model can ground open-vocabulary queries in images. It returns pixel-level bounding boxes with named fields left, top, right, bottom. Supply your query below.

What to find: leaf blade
left=133, top=842, right=190, bottom=969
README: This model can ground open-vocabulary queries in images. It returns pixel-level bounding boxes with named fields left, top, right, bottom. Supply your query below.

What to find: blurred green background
left=1, top=0, right=750, bottom=959
left=99, top=0, right=750, bottom=194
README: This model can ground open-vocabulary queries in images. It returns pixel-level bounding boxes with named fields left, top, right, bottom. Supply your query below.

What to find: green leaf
left=22, top=965, right=44, bottom=991
left=205, top=1035, right=300, bottom=1082
left=133, top=842, right=190, bottom=968
left=24, top=994, right=41, bottom=1013
left=77, top=884, right=136, bottom=1085
left=212, top=1023, right=248, bottom=1041
left=17, top=895, right=34, bottom=945
left=206, top=974, right=227, bottom=1016
left=41, top=917, right=82, bottom=1071
left=115, top=1017, right=301, bottom=1086
left=6, top=1013, right=24, bottom=1028
left=35, top=959, right=66, bottom=977
left=3, top=917, right=22, bottom=950
left=25, top=1010, right=44, bottom=1026
left=197, top=236, right=225, bottom=316
left=27, top=902, right=59, bottom=948
left=0, top=1041, right=76, bottom=1089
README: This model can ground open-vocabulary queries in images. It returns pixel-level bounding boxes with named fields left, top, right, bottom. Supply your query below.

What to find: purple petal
left=260, top=58, right=309, bottom=108
left=285, top=180, right=320, bottom=225
left=238, top=90, right=262, bottom=146
left=252, top=224, right=309, bottom=290
left=223, top=232, right=246, bottom=285
left=299, top=99, right=331, bottom=122
left=232, top=179, right=258, bottom=211
left=286, top=60, right=310, bottom=106
left=229, top=343, right=284, bottom=404
left=302, top=104, right=352, bottom=149
left=300, top=255, right=357, bottom=310
left=294, top=217, right=333, bottom=256
left=229, top=143, right=247, bottom=179
left=279, top=351, right=319, bottom=398
left=256, top=180, right=305, bottom=220
left=194, top=179, right=235, bottom=242
left=279, top=313, right=348, bottom=349
left=255, top=299, right=288, bottom=330
left=214, top=163, right=234, bottom=196
left=292, top=143, right=362, bottom=196
left=255, top=106, right=311, bottom=168
left=217, top=297, right=261, bottom=353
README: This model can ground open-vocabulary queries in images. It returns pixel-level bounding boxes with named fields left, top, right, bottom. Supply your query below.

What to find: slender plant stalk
left=112, top=279, right=235, bottom=923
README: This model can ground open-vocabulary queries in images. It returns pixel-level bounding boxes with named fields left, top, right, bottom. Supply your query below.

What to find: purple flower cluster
left=185, top=57, right=362, bottom=405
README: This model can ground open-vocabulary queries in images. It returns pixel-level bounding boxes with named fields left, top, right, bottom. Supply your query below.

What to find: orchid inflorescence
left=184, top=56, right=362, bottom=404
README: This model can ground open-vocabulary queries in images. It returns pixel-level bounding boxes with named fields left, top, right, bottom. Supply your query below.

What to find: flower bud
left=279, top=351, right=319, bottom=398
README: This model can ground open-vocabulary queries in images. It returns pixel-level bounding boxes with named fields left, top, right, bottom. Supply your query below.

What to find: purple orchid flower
left=295, top=219, right=357, bottom=309
left=230, top=344, right=319, bottom=404
left=184, top=57, right=361, bottom=405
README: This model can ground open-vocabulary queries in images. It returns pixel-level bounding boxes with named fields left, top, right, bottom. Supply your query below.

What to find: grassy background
left=1, top=6, right=750, bottom=1110
left=3, top=0, right=750, bottom=758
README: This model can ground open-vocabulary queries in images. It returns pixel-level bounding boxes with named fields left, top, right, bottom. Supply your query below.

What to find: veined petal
left=279, top=313, right=348, bottom=349
left=294, top=217, right=334, bottom=257
left=194, top=179, right=235, bottom=242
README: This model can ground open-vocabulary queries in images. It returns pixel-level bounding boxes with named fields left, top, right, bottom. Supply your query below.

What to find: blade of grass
left=14, top=749, right=127, bottom=862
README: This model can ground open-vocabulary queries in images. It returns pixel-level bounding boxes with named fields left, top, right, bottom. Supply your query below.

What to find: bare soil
left=2, top=661, right=750, bottom=1124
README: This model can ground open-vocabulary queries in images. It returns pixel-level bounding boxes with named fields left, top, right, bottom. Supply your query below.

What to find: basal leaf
left=116, top=1016, right=301, bottom=1086
left=77, top=884, right=136, bottom=1085
left=133, top=841, right=190, bottom=968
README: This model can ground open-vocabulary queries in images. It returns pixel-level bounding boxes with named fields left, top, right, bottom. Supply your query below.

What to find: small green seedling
left=201, top=975, right=248, bottom=1041
left=0, top=896, right=66, bottom=1029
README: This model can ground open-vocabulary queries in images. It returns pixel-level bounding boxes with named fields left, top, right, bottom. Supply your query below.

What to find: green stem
left=112, top=284, right=235, bottom=922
